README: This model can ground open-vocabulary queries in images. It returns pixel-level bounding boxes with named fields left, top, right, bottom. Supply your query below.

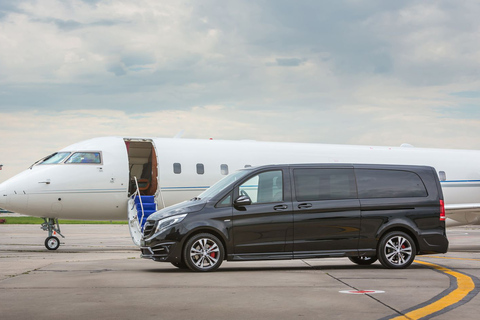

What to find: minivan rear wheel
left=378, top=231, right=416, bottom=269
left=348, top=256, right=377, bottom=265
left=184, top=233, right=224, bottom=272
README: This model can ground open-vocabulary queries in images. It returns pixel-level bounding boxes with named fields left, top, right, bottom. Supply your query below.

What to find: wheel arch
left=182, top=227, right=229, bottom=260
left=376, top=225, right=420, bottom=254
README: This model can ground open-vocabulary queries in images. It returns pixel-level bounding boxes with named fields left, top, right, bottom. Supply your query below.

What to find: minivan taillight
left=440, top=200, right=446, bottom=221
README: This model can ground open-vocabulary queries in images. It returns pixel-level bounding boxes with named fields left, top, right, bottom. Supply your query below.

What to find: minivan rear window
left=294, top=168, right=357, bottom=201
left=356, top=169, right=427, bottom=198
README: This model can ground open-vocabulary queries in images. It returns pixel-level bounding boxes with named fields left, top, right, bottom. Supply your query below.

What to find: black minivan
left=141, top=164, right=448, bottom=271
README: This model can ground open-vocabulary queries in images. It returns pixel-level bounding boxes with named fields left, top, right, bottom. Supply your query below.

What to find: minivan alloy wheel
left=184, top=233, right=224, bottom=272
left=378, top=231, right=416, bottom=269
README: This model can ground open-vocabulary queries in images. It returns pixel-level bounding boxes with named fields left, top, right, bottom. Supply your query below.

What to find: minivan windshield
left=197, top=169, right=250, bottom=199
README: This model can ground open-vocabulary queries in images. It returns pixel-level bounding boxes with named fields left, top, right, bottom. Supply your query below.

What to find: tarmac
left=1, top=224, right=480, bottom=320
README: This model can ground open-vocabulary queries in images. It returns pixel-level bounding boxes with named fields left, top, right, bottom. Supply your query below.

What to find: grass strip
left=0, top=217, right=127, bottom=224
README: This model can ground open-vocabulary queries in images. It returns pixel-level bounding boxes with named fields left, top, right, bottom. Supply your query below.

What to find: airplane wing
left=445, top=203, right=480, bottom=226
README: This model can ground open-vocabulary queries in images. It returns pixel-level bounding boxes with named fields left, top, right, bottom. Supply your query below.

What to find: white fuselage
left=1, top=137, right=479, bottom=226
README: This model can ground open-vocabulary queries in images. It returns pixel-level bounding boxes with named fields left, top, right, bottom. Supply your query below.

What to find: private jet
left=0, top=137, right=479, bottom=250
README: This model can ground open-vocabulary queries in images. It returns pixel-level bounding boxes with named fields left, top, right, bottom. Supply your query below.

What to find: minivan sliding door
left=291, top=167, right=361, bottom=258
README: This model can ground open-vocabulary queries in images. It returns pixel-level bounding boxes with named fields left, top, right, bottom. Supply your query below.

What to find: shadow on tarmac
left=143, top=263, right=427, bottom=273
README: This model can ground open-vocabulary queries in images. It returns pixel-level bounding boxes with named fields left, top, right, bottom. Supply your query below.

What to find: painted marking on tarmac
left=339, top=290, right=385, bottom=294
left=386, top=260, right=479, bottom=320
left=422, top=255, right=480, bottom=262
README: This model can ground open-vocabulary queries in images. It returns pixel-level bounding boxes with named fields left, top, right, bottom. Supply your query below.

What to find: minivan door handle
left=298, top=203, right=312, bottom=209
left=273, top=205, right=288, bottom=211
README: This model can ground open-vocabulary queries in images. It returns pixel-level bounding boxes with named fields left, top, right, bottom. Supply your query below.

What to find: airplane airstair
left=128, top=178, right=158, bottom=246
left=134, top=195, right=157, bottom=228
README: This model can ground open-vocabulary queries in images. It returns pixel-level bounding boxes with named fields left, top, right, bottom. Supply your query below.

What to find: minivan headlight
left=155, top=214, right=187, bottom=234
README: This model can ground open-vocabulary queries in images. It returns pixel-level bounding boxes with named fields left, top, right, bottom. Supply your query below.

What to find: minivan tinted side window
left=238, top=170, right=283, bottom=204
left=356, top=169, right=427, bottom=198
left=294, top=168, right=357, bottom=201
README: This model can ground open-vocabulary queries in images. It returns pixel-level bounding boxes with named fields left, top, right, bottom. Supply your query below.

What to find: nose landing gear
left=41, top=218, right=65, bottom=250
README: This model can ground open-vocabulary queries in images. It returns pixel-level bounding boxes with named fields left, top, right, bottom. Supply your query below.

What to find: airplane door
left=125, top=139, right=159, bottom=246
left=125, top=140, right=158, bottom=197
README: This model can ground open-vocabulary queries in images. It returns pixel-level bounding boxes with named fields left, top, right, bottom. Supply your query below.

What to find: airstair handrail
left=132, top=176, right=145, bottom=230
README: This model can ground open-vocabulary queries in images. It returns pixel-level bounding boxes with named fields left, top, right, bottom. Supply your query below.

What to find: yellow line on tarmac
left=390, top=260, right=475, bottom=320
left=422, top=255, right=480, bottom=262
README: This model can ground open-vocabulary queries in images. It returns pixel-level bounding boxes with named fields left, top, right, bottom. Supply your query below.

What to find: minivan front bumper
left=140, top=241, right=178, bottom=261
left=140, top=221, right=185, bottom=262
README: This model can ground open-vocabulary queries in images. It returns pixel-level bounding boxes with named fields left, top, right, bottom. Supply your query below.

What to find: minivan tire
left=348, top=256, right=377, bottom=265
left=184, top=233, right=224, bottom=272
left=171, top=260, right=189, bottom=269
left=378, top=231, right=416, bottom=269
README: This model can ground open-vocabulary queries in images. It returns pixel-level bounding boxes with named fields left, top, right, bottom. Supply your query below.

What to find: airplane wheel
left=45, top=236, right=60, bottom=250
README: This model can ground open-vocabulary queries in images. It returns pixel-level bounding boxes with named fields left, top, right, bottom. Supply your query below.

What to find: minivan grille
left=143, top=222, right=155, bottom=237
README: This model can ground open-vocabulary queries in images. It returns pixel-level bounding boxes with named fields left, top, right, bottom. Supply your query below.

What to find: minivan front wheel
left=184, top=233, right=224, bottom=272
left=378, top=231, right=416, bottom=269
left=171, top=260, right=188, bottom=269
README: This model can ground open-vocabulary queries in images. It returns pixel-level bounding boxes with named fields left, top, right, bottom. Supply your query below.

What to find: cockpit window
left=40, top=152, right=71, bottom=164
left=65, top=152, right=101, bottom=164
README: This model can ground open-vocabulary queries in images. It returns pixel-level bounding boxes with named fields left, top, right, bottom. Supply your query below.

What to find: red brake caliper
left=209, top=245, right=216, bottom=258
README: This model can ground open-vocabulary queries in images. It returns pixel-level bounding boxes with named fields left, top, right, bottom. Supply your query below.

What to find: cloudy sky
left=1, top=0, right=480, bottom=181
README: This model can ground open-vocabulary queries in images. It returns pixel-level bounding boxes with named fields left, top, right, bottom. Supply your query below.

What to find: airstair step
left=132, top=195, right=157, bottom=230
left=138, top=209, right=156, bottom=216
left=135, top=196, right=155, bottom=204
left=136, top=203, right=156, bottom=211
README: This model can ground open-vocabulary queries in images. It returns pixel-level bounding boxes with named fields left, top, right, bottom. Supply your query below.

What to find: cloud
left=265, top=58, right=306, bottom=67
left=2, top=0, right=480, bottom=111
left=450, top=91, right=480, bottom=99
left=1, top=0, right=480, bottom=181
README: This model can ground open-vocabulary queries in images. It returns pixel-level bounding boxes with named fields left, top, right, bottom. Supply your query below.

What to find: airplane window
left=197, top=163, right=205, bottom=175
left=65, top=152, right=101, bottom=164
left=40, top=152, right=71, bottom=164
left=173, top=163, right=181, bottom=174
left=438, top=171, right=446, bottom=181
left=221, top=164, right=229, bottom=175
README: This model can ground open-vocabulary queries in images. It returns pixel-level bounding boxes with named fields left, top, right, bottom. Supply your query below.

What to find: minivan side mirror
left=234, top=195, right=252, bottom=207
